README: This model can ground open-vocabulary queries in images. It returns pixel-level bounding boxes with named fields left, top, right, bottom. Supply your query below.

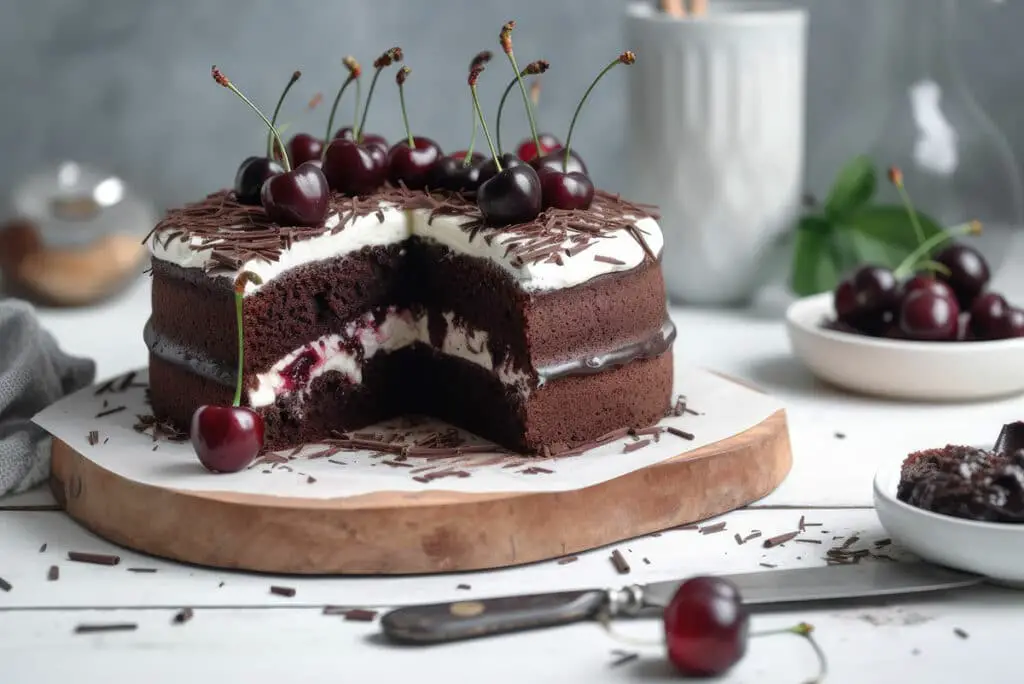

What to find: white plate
left=785, top=292, right=1024, bottom=400
left=873, top=459, right=1024, bottom=586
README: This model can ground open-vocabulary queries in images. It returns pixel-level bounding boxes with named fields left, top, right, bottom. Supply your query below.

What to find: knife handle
left=379, top=589, right=608, bottom=645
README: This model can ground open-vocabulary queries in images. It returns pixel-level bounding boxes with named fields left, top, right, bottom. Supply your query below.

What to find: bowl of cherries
left=786, top=217, right=1024, bottom=401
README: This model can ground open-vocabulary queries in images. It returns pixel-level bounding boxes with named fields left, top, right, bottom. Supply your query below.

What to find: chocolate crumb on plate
left=642, top=557, right=651, bottom=565
left=699, top=521, right=727, bottom=535
left=763, top=531, right=799, bottom=548
left=95, top=405, right=127, bottom=419
left=835, top=432, right=846, bottom=439
left=954, top=627, right=969, bottom=639
left=457, top=583, right=471, bottom=590
left=47, top=565, right=59, bottom=581
left=734, top=533, right=744, bottom=545
left=609, top=651, right=639, bottom=667
left=665, top=426, right=695, bottom=440
left=39, top=543, right=47, bottom=553
left=218, top=582, right=225, bottom=588
left=127, top=567, right=158, bottom=573
left=743, top=532, right=763, bottom=544
left=173, top=608, right=194, bottom=624
left=759, top=562, right=778, bottom=569
left=611, top=549, right=631, bottom=574
left=622, top=439, right=651, bottom=454
left=798, top=515, right=806, bottom=531
left=0, top=577, right=11, bottom=592
left=68, top=551, right=120, bottom=566
left=270, top=585, right=296, bottom=597
left=803, top=522, right=823, bottom=527
left=557, top=556, right=578, bottom=565
left=344, top=609, right=378, bottom=622
left=86, top=430, right=99, bottom=446
left=796, top=538, right=823, bottom=544
left=306, top=475, right=317, bottom=484
left=74, top=623, right=137, bottom=634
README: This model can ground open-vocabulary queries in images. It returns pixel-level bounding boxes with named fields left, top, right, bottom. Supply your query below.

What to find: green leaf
left=842, top=204, right=944, bottom=266
left=824, top=155, right=877, bottom=223
left=790, top=216, right=844, bottom=296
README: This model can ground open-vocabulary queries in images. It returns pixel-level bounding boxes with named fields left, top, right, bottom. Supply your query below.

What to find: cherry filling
left=280, top=348, right=321, bottom=391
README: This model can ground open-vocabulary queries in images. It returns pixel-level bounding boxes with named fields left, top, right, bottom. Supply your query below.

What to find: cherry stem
left=463, top=98, right=479, bottom=167
left=357, top=49, right=401, bottom=143
left=232, top=271, right=263, bottom=407
left=396, top=67, right=415, bottom=148
left=750, top=623, right=826, bottom=683
left=352, top=78, right=362, bottom=134
left=891, top=173, right=926, bottom=246
left=324, top=75, right=356, bottom=153
left=214, top=67, right=291, bottom=172
left=495, top=76, right=518, bottom=156
left=267, top=71, right=300, bottom=160
left=563, top=52, right=634, bottom=171
left=894, top=220, right=982, bottom=279
left=471, top=83, right=501, bottom=171
left=502, top=49, right=541, bottom=156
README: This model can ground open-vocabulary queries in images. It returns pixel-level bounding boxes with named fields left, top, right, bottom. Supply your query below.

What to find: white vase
left=624, top=1, right=808, bottom=306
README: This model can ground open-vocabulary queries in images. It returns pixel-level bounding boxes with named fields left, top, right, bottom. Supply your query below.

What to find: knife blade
left=379, top=563, right=982, bottom=645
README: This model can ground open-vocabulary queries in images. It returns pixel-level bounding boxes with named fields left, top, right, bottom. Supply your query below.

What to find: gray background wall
left=0, top=0, right=1021, bottom=215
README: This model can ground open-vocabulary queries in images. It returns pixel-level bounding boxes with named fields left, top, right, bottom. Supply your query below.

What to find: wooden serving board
left=41, top=368, right=791, bottom=575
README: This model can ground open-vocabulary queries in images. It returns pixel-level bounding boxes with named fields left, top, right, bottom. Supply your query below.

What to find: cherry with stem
left=560, top=50, right=634, bottom=174
left=190, top=271, right=266, bottom=474
left=233, top=71, right=300, bottom=204
left=322, top=56, right=362, bottom=160
left=213, top=66, right=329, bottom=225
left=428, top=52, right=492, bottom=193
left=888, top=166, right=927, bottom=246
left=470, top=61, right=541, bottom=226
left=495, top=59, right=550, bottom=156
left=356, top=47, right=403, bottom=143
left=498, top=21, right=545, bottom=160
left=386, top=66, right=443, bottom=189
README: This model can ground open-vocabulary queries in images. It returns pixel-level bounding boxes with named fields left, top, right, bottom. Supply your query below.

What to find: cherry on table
left=539, top=167, right=594, bottom=210
left=663, top=576, right=749, bottom=677
left=833, top=265, right=899, bottom=334
left=934, top=243, right=991, bottom=309
left=191, top=405, right=265, bottom=473
left=287, top=133, right=324, bottom=166
left=898, top=286, right=961, bottom=341
left=261, top=161, right=331, bottom=225
left=516, top=133, right=561, bottom=162
left=477, top=164, right=542, bottom=226
left=234, top=156, right=284, bottom=205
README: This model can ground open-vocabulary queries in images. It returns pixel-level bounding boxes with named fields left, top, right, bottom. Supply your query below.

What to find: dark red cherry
left=260, top=161, right=330, bottom=225
left=833, top=265, right=899, bottom=334
left=322, top=138, right=387, bottom=196
left=452, top=150, right=485, bottom=164
left=901, top=274, right=955, bottom=300
left=934, top=243, right=991, bottom=309
left=333, top=126, right=388, bottom=149
left=387, top=137, right=443, bottom=190
left=516, top=133, right=562, bottom=162
left=190, top=405, right=264, bottom=473
left=477, top=164, right=542, bottom=226
left=898, top=286, right=960, bottom=341
left=477, top=153, right=526, bottom=185
left=539, top=168, right=594, bottom=210
left=970, top=292, right=1024, bottom=340
left=531, top=149, right=588, bottom=176
left=427, top=155, right=484, bottom=193
left=664, top=576, right=749, bottom=677
left=234, top=156, right=284, bottom=205
left=287, top=133, right=324, bottom=166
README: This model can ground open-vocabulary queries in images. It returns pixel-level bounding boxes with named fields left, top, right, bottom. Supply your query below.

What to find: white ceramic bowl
left=874, top=459, right=1024, bottom=586
left=786, top=292, right=1024, bottom=400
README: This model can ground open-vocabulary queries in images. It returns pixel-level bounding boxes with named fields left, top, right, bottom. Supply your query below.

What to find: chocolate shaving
left=86, top=430, right=99, bottom=446
left=173, top=608, right=194, bottom=624
left=39, top=543, right=47, bottom=553
left=622, top=439, right=651, bottom=454
left=95, top=405, right=126, bottom=419
left=343, top=608, right=378, bottom=622
left=456, top=583, right=471, bottom=590
left=763, top=531, right=799, bottom=548
left=743, top=532, right=763, bottom=543
left=0, top=577, right=11, bottom=592
left=642, top=557, right=650, bottom=565
left=759, top=562, right=778, bottom=569
left=700, top=522, right=727, bottom=535
left=68, top=551, right=120, bottom=566
left=270, top=585, right=296, bottom=597
left=557, top=556, right=578, bottom=565
left=127, top=567, right=158, bottom=573
left=665, top=426, right=695, bottom=440
left=47, top=565, right=59, bottom=581
left=796, top=538, right=823, bottom=544
left=954, top=627, right=969, bottom=639
left=75, top=623, right=137, bottom=634
left=610, top=549, right=631, bottom=574
left=610, top=651, right=639, bottom=667
left=594, top=254, right=625, bottom=265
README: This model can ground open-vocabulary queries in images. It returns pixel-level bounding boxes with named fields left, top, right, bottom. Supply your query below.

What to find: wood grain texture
left=49, top=409, right=791, bottom=575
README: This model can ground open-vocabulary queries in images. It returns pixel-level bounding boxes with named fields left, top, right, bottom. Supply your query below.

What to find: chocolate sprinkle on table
left=610, top=651, right=639, bottom=667
left=306, top=475, right=317, bottom=484
left=743, top=532, right=763, bottom=544
left=642, top=557, right=651, bottom=565
left=95, top=405, right=127, bottom=419
left=87, top=430, right=99, bottom=446
left=954, top=627, right=969, bottom=639
left=796, top=538, right=823, bottom=544
left=0, top=577, right=11, bottom=592
left=68, top=551, right=120, bottom=566
left=611, top=549, right=631, bottom=574
left=173, top=608, right=194, bottom=624
left=47, top=565, right=59, bottom=581
left=270, top=585, right=296, bottom=597
left=835, top=432, right=846, bottom=439
left=734, top=533, right=744, bottom=545
left=759, top=562, right=778, bottom=569
left=74, top=623, right=137, bottom=634
left=344, top=609, right=378, bottom=622
left=700, top=522, right=727, bottom=535
left=763, top=531, right=799, bottom=548
left=622, top=439, right=651, bottom=454
left=665, top=426, right=695, bottom=440
left=798, top=515, right=806, bottom=531
left=457, top=583, right=471, bottom=590
left=127, top=567, right=158, bottom=573
left=39, top=543, right=47, bottom=553
left=557, top=556, right=579, bottom=565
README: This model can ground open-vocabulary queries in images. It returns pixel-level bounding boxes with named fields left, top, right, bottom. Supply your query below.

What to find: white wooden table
left=5, top=243, right=1024, bottom=683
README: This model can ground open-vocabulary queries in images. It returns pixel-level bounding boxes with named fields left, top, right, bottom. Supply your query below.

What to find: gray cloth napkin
left=0, top=298, right=95, bottom=496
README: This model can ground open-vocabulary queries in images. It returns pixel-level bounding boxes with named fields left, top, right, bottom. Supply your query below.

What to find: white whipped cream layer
left=248, top=309, right=531, bottom=409
left=149, top=203, right=663, bottom=295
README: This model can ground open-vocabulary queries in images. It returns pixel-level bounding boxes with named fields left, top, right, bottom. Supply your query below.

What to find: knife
left=379, top=563, right=982, bottom=645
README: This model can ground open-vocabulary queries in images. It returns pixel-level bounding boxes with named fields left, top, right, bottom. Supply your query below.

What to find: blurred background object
left=0, top=0, right=1021, bottom=305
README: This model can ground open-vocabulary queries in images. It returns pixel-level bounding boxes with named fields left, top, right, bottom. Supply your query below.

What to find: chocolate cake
left=145, top=185, right=673, bottom=455
left=897, top=422, right=1024, bottom=522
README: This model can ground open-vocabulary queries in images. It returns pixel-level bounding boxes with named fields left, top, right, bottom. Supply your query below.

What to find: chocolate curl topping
left=468, top=64, right=485, bottom=87
left=500, top=20, right=515, bottom=54
left=234, top=271, right=264, bottom=294
left=619, top=50, right=636, bottom=65
left=470, top=50, right=493, bottom=70
left=373, top=46, right=403, bottom=69
left=211, top=66, right=230, bottom=87
left=522, top=59, right=549, bottom=76
left=396, top=66, right=410, bottom=86
left=342, top=56, right=362, bottom=78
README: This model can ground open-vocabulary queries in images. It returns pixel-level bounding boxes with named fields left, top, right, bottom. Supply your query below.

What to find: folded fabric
left=0, top=298, right=95, bottom=496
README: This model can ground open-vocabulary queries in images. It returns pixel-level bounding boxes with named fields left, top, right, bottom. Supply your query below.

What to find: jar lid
left=10, top=161, right=158, bottom=249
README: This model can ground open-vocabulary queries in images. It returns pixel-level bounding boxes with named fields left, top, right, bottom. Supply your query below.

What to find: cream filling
left=248, top=309, right=532, bottom=408
left=149, top=204, right=663, bottom=295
